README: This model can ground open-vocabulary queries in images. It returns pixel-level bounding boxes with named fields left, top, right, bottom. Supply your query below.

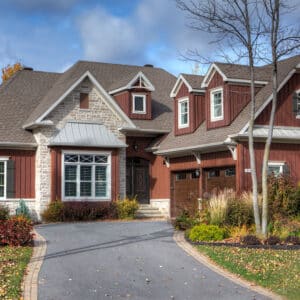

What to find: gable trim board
left=23, top=71, right=136, bottom=130
left=109, top=71, right=155, bottom=95
left=239, top=67, right=297, bottom=134
left=201, top=63, right=268, bottom=88
left=170, top=74, right=205, bottom=97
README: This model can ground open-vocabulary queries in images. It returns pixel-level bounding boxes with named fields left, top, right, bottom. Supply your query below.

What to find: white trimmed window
left=132, top=94, right=146, bottom=114
left=0, top=158, right=7, bottom=199
left=178, top=98, right=189, bottom=128
left=62, top=152, right=111, bottom=201
left=268, top=162, right=285, bottom=176
left=210, top=88, right=224, bottom=121
left=293, top=90, right=300, bottom=116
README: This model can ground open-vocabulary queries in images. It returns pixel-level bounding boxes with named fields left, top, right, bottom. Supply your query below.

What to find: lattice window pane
left=80, top=155, right=93, bottom=163
left=0, top=162, right=4, bottom=173
left=80, top=166, right=92, bottom=181
left=65, top=182, right=77, bottom=197
left=64, top=154, right=78, bottom=162
left=80, top=182, right=92, bottom=197
left=0, top=174, right=4, bottom=186
left=95, top=166, right=106, bottom=181
left=95, top=182, right=107, bottom=197
left=65, top=165, right=77, bottom=181
left=95, top=155, right=108, bottom=163
left=134, top=96, right=145, bottom=112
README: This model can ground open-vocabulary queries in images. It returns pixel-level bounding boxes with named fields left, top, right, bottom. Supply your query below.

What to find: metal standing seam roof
left=243, top=126, right=300, bottom=140
left=49, top=121, right=127, bottom=148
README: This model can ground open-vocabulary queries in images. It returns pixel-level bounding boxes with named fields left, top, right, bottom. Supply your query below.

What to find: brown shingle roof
left=156, top=55, right=300, bottom=154
left=24, top=61, right=176, bottom=131
left=0, top=70, right=60, bottom=145
left=181, top=74, right=204, bottom=90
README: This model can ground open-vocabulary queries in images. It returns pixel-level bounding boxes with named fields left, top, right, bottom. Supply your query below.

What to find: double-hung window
left=63, top=152, right=111, bottom=200
left=293, top=90, right=300, bottom=117
left=178, top=98, right=189, bottom=128
left=0, top=158, right=7, bottom=199
left=210, top=88, right=224, bottom=121
left=132, top=94, right=146, bottom=114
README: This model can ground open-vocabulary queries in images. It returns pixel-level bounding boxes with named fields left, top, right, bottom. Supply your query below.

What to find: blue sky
left=1, top=0, right=299, bottom=77
left=0, top=0, right=215, bottom=76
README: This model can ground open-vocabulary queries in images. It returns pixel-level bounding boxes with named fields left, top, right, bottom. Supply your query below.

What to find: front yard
left=197, top=245, right=300, bottom=300
left=0, top=246, right=33, bottom=299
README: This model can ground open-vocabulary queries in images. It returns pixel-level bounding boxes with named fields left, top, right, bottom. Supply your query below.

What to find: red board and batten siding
left=237, top=142, right=300, bottom=191
left=50, top=147, right=120, bottom=202
left=206, top=72, right=252, bottom=129
left=113, top=89, right=152, bottom=120
left=174, top=82, right=205, bottom=135
left=0, top=149, right=35, bottom=198
left=256, top=73, right=300, bottom=126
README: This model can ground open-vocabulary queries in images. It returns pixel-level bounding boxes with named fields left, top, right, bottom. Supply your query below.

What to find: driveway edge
left=22, top=229, right=47, bottom=300
left=173, top=231, right=282, bottom=300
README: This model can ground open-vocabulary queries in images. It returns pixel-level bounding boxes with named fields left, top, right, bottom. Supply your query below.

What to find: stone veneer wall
left=33, top=78, right=128, bottom=216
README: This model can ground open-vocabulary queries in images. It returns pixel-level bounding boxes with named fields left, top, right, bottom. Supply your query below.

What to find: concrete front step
left=136, top=204, right=165, bottom=218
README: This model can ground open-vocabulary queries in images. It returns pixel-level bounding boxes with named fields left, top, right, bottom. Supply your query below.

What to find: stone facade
left=150, top=199, right=170, bottom=217
left=33, top=78, right=128, bottom=216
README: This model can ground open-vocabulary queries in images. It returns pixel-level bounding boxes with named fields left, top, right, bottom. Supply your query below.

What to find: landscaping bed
left=195, top=244, right=300, bottom=300
left=0, top=246, right=33, bottom=299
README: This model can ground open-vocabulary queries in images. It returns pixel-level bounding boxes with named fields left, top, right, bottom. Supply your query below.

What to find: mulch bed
left=184, top=235, right=300, bottom=250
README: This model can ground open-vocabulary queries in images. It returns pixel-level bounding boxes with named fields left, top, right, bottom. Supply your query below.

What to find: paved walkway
left=36, top=221, right=270, bottom=300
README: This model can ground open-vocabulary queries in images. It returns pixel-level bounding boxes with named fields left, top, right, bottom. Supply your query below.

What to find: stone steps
left=136, top=204, right=165, bottom=219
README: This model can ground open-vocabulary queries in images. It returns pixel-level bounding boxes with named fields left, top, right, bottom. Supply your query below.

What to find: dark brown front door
left=203, top=166, right=236, bottom=197
left=171, top=170, right=200, bottom=217
left=126, top=157, right=150, bottom=204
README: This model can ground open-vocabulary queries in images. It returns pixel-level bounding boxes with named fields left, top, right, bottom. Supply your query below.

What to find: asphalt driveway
left=36, top=221, right=269, bottom=300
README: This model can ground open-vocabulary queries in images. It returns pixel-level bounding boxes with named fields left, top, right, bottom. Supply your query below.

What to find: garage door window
left=208, top=169, right=220, bottom=178
left=225, top=168, right=235, bottom=177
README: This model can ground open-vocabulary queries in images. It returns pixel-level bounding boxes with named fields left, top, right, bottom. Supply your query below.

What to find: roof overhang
left=119, top=126, right=170, bottom=137
left=23, top=71, right=136, bottom=130
left=0, top=142, right=37, bottom=149
left=154, top=141, right=229, bottom=157
left=49, top=121, right=127, bottom=148
left=170, top=74, right=205, bottom=98
left=109, top=71, right=155, bottom=95
left=201, top=63, right=268, bottom=88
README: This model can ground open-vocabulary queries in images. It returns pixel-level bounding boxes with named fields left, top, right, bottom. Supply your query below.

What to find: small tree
left=176, top=0, right=262, bottom=233
left=1, top=62, right=23, bottom=82
left=260, top=0, right=300, bottom=235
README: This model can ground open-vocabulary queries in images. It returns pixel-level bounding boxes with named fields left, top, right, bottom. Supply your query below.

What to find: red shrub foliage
left=0, top=216, right=34, bottom=246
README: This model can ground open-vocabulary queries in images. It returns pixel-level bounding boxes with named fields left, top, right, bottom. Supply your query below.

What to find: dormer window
left=178, top=98, right=189, bottom=128
left=210, top=88, right=224, bottom=121
left=293, top=90, right=300, bottom=117
left=132, top=94, right=146, bottom=114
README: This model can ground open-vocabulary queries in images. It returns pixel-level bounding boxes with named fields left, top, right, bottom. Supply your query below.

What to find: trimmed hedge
left=188, top=224, right=227, bottom=242
left=0, top=216, right=33, bottom=246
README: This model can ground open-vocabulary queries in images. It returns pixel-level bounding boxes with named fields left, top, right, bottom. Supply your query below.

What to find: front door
left=126, top=157, right=150, bottom=204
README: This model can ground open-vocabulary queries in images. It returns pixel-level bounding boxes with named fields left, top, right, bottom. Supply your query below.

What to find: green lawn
left=0, top=246, right=33, bottom=300
left=196, top=245, right=300, bottom=300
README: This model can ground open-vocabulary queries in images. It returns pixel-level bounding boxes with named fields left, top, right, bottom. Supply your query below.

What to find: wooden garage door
left=171, top=170, right=200, bottom=217
left=203, top=166, right=236, bottom=197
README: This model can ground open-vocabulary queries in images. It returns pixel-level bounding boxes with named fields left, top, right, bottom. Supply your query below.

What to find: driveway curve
left=36, top=221, right=269, bottom=300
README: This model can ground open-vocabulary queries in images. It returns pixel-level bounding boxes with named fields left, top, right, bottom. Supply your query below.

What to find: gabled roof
left=0, top=70, right=60, bottom=146
left=170, top=74, right=205, bottom=97
left=108, top=71, right=155, bottom=94
left=49, top=121, right=127, bottom=148
left=201, top=62, right=270, bottom=88
left=156, top=55, right=300, bottom=155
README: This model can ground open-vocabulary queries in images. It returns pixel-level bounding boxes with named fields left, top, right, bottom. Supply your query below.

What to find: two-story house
left=0, top=56, right=299, bottom=218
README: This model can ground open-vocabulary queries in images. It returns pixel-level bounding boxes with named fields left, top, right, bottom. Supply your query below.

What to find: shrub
left=268, top=175, right=300, bottom=219
left=116, top=197, right=139, bottom=219
left=228, top=225, right=254, bottom=240
left=225, top=192, right=254, bottom=227
left=0, top=205, right=9, bottom=220
left=41, top=201, right=64, bottom=222
left=208, top=189, right=235, bottom=225
left=188, top=224, right=227, bottom=242
left=0, top=216, right=33, bottom=246
left=264, top=235, right=281, bottom=245
left=174, top=210, right=200, bottom=230
left=240, top=235, right=261, bottom=245
left=285, top=235, right=300, bottom=245
left=269, top=219, right=300, bottom=239
left=15, top=200, right=31, bottom=220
